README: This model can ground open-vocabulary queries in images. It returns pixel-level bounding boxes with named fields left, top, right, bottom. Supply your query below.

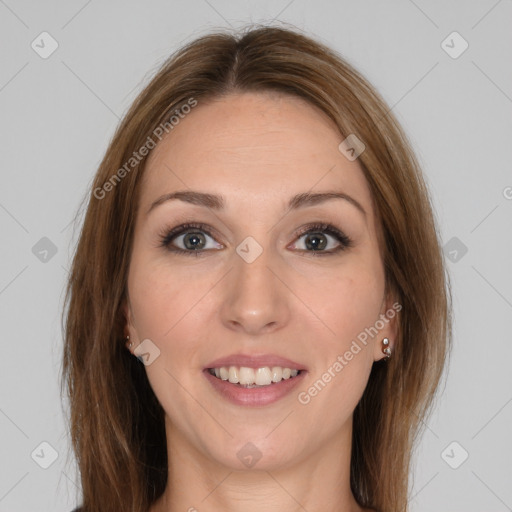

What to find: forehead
left=140, top=92, right=373, bottom=215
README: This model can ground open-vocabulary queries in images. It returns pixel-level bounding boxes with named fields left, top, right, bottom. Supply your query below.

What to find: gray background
left=1, top=1, right=511, bottom=511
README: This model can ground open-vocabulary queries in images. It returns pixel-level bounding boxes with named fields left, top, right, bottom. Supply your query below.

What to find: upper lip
left=204, top=353, right=307, bottom=371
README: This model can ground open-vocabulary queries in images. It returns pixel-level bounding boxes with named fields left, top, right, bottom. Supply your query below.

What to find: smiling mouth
left=207, top=366, right=303, bottom=388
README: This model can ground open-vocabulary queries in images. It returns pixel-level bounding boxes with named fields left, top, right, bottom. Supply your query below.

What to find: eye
left=158, top=221, right=353, bottom=257
left=290, top=222, right=353, bottom=255
left=158, top=223, right=222, bottom=257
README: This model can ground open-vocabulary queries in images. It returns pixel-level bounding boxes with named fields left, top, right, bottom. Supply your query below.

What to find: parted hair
left=61, top=24, right=452, bottom=512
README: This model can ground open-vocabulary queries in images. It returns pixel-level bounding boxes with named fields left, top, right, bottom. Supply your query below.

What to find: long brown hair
left=61, top=24, right=452, bottom=512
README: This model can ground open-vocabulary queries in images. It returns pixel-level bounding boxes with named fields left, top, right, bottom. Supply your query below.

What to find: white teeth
left=228, top=366, right=239, bottom=384
left=239, top=367, right=255, bottom=385
left=255, top=367, right=272, bottom=385
left=209, top=365, right=301, bottom=386
left=271, top=366, right=282, bottom=382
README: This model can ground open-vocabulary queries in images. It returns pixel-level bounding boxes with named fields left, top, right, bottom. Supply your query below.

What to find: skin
left=123, top=91, right=397, bottom=512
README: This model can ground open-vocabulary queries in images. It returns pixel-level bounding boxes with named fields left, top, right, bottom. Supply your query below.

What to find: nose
left=219, top=245, right=291, bottom=336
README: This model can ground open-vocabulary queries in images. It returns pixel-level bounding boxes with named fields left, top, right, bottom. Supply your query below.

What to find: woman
left=62, top=25, right=451, bottom=512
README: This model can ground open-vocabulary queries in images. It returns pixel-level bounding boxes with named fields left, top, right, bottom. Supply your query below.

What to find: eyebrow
left=146, top=190, right=366, bottom=218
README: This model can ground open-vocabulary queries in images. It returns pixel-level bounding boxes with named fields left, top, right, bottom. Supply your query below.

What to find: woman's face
left=125, top=91, right=396, bottom=471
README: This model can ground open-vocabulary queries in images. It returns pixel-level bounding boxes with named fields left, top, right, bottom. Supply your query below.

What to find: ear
left=373, top=291, right=401, bottom=362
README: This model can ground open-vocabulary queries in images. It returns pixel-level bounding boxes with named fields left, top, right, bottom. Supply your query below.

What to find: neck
left=150, top=415, right=368, bottom=512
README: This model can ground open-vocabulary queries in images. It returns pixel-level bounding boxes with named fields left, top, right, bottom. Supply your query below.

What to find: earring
left=382, top=337, right=391, bottom=359
left=126, top=335, right=132, bottom=348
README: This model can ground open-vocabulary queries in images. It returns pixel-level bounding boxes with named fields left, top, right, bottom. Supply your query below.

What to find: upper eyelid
left=165, top=222, right=345, bottom=238
left=161, top=223, right=221, bottom=244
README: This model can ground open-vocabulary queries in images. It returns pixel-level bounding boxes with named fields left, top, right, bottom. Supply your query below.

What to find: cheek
left=126, top=255, right=214, bottom=419
left=293, top=254, right=384, bottom=411
left=128, top=251, right=208, bottom=338
left=303, top=255, right=385, bottom=347
left=294, top=269, right=381, bottom=436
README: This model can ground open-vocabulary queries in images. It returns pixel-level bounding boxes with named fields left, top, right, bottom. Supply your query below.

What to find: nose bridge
left=220, top=236, right=290, bottom=334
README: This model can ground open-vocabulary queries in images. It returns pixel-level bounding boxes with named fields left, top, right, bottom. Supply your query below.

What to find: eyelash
left=157, top=222, right=354, bottom=257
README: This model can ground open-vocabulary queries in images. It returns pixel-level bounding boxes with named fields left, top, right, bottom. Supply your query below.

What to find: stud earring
left=126, top=335, right=132, bottom=348
left=382, top=337, right=391, bottom=359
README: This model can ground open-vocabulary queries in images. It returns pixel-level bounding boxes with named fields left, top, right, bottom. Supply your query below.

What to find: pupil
left=305, top=233, right=326, bottom=251
left=184, top=232, right=204, bottom=250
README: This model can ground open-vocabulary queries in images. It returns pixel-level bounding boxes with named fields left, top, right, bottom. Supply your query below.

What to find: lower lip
left=203, top=369, right=307, bottom=406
